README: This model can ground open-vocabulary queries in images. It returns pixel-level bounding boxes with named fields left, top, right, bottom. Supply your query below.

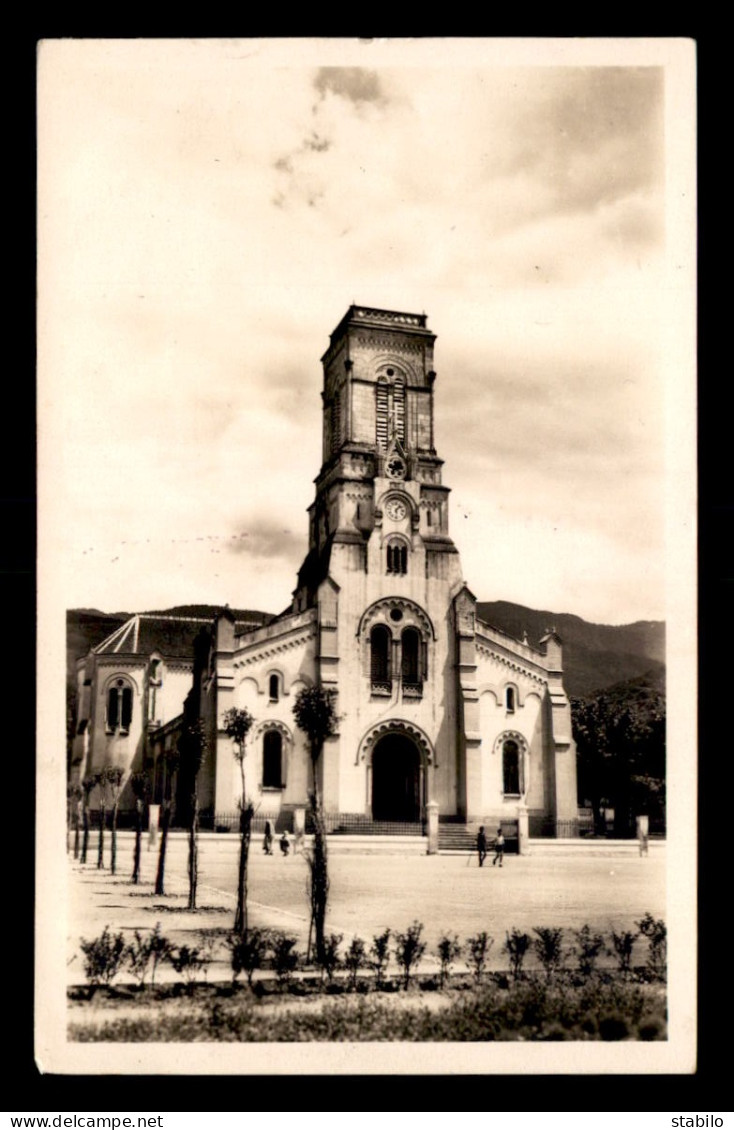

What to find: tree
left=95, top=770, right=109, bottom=869
left=572, top=674, right=666, bottom=837
left=292, top=684, right=338, bottom=964
left=154, top=745, right=180, bottom=896
left=129, top=771, right=151, bottom=884
left=177, top=718, right=209, bottom=910
left=222, top=707, right=255, bottom=937
left=80, top=775, right=96, bottom=864
left=104, top=766, right=125, bottom=875
left=67, top=783, right=82, bottom=857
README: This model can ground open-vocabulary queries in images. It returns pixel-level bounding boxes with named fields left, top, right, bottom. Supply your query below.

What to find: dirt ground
left=67, top=832, right=666, bottom=985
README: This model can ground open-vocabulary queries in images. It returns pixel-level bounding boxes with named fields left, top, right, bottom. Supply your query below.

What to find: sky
left=38, top=38, right=696, bottom=627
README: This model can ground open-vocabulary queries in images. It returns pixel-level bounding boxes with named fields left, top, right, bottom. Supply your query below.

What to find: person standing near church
left=477, top=825, right=487, bottom=867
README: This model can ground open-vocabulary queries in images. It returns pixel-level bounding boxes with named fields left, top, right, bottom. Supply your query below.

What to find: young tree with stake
left=154, top=745, right=180, bottom=896
left=292, top=684, right=338, bottom=965
left=95, top=769, right=109, bottom=869
left=222, top=707, right=255, bottom=937
left=177, top=718, right=209, bottom=911
left=130, top=771, right=151, bottom=884
left=80, top=774, right=96, bottom=865
left=105, top=766, right=125, bottom=876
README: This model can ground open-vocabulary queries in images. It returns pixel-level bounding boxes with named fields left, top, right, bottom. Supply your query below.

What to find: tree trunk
left=73, top=802, right=81, bottom=859
left=110, top=803, right=119, bottom=875
left=187, top=792, right=199, bottom=911
left=155, top=801, right=171, bottom=896
left=97, top=805, right=106, bottom=869
left=309, top=748, right=328, bottom=965
left=234, top=804, right=252, bottom=937
left=132, top=800, right=143, bottom=884
left=312, top=806, right=328, bottom=964
left=81, top=806, right=89, bottom=864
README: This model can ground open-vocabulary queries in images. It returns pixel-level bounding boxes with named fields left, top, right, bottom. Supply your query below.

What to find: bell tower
left=293, top=305, right=459, bottom=609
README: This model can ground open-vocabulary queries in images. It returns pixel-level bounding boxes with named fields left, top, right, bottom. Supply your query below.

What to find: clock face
left=386, top=455, right=406, bottom=479
left=385, top=499, right=407, bottom=521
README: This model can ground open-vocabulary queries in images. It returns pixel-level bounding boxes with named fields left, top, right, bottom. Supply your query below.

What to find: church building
left=193, top=306, right=579, bottom=839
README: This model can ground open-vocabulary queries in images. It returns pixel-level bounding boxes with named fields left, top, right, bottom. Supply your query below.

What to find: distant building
left=73, top=307, right=578, bottom=838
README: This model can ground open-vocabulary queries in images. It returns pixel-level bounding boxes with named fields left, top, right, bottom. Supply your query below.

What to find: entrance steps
left=438, top=825, right=477, bottom=853
left=438, top=821, right=519, bottom=855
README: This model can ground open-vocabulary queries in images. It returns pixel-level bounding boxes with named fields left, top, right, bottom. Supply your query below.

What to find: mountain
left=475, top=600, right=665, bottom=699
left=67, top=601, right=665, bottom=703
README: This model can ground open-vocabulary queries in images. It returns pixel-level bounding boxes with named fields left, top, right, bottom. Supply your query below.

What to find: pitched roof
left=93, top=614, right=211, bottom=660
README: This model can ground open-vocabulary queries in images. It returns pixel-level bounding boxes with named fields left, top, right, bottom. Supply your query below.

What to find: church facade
left=195, top=306, right=578, bottom=836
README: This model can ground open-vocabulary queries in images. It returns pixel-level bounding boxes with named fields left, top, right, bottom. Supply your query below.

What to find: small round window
left=389, top=608, right=403, bottom=622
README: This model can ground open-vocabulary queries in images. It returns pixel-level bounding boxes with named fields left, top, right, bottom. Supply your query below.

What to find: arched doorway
left=371, top=733, right=422, bottom=822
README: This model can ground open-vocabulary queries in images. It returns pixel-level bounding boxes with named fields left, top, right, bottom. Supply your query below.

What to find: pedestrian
left=279, top=831, right=290, bottom=856
left=476, top=825, right=487, bottom=867
left=263, top=818, right=274, bottom=855
left=492, top=826, right=505, bottom=867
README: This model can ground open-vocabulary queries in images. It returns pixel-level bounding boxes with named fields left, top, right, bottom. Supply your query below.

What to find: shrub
left=320, top=933, right=343, bottom=983
left=370, top=928, right=391, bottom=989
left=467, top=931, right=494, bottom=984
left=394, top=921, right=426, bottom=990
left=80, top=926, right=126, bottom=987
left=503, top=928, right=531, bottom=980
left=436, top=933, right=462, bottom=989
left=533, top=927, right=565, bottom=981
left=343, top=937, right=367, bottom=991
left=636, top=913, right=667, bottom=980
left=228, top=927, right=271, bottom=987
left=609, top=928, right=639, bottom=976
left=572, top=925, right=605, bottom=978
left=270, top=932, right=300, bottom=989
left=126, top=923, right=173, bottom=987
left=598, top=1012, right=631, bottom=1041
left=169, top=941, right=212, bottom=988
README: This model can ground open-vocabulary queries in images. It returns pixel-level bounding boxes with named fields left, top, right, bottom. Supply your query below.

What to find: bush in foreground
left=69, top=976, right=667, bottom=1043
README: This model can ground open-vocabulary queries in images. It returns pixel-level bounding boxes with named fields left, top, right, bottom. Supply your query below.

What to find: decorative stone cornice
left=475, top=638, right=548, bottom=686
left=355, top=333, right=423, bottom=355
left=234, top=629, right=317, bottom=669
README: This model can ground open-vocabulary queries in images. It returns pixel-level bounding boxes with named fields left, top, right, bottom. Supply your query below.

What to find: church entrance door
left=371, top=733, right=422, bottom=822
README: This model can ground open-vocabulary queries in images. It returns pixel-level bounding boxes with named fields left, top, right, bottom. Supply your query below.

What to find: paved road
left=68, top=833, right=665, bottom=977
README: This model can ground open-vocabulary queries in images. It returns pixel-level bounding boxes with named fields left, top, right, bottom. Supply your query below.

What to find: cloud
left=225, top=519, right=304, bottom=562
left=313, top=67, right=387, bottom=107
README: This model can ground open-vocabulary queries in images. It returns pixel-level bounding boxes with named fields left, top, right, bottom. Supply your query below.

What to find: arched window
left=370, top=624, right=392, bottom=690
left=506, top=686, right=515, bottom=712
left=106, top=680, right=133, bottom=734
left=269, top=674, right=280, bottom=703
left=502, top=739, right=521, bottom=795
left=330, top=388, right=342, bottom=454
left=386, top=539, right=407, bottom=575
left=376, top=378, right=389, bottom=449
left=401, top=627, right=420, bottom=684
left=375, top=370, right=405, bottom=449
left=263, top=730, right=283, bottom=788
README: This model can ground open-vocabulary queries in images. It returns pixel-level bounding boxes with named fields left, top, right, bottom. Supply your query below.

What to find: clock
left=386, top=455, right=406, bottom=479
left=385, top=499, right=407, bottom=521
